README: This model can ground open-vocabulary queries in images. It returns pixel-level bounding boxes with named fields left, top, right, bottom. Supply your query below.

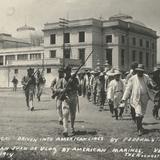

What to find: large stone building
left=0, top=13, right=158, bottom=87
left=43, top=13, right=158, bottom=71
left=0, top=25, right=80, bottom=87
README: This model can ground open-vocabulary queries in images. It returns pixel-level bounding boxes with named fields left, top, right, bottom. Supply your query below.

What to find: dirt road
left=0, top=89, right=160, bottom=160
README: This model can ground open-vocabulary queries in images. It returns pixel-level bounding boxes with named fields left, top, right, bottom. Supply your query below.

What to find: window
left=50, top=50, right=56, bottom=58
left=121, top=49, right=125, bottom=65
left=132, top=50, right=136, bottom=61
left=139, top=52, right=143, bottom=64
left=79, top=32, right=85, bottom=42
left=6, top=55, right=15, bottom=64
left=6, top=55, right=15, bottom=61
left=64, top=48, right=70, bottom=58
left=146, top=41, right=149, bottom=48
left=106, top=35, right=112, bottom=43
left=152, top=54, right=154, bottom=67
left=121, top=35, right=125, bottom=44
left=78, top=48, right=85, bottom=64
left=132, top=37, right=136, bottom=46
left=47, top=68, right=51, bottom=73
left=106, top=49, right=112, bottom=65
left=146, top=52, right=149, bottom=67
left=14, top=69, right=18, bottom=74
left=30, top=53, right=41, bottom=60
left=0, top=56, right=3, bottom=65
left=152, top=43, right=154, bottom=49
left=139, top=39, right=143, bottom=47
left=64, top=33, right=70, bottom=43
left=50, top=34, right=56, bottom=44
left=17, top=54, right=28, bottom=60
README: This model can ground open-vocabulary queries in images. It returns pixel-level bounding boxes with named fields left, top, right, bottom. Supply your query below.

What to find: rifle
left=23, top=69, right=38, bottom=90
left=59, top=49, right=94, bottom=100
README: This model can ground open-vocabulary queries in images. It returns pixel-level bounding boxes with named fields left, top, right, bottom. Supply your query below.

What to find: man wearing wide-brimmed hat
left=94, top=72, right=106, bottom=111
left=122, top=64, right=154, bottom=136
left=107, top=70, right=125, bottom=119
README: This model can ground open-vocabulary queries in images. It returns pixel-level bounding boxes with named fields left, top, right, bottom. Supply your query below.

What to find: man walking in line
left=50, top=67, right=65, bottom=126
left=107, top=70, right=125, bottom=120
left=51, top=66, right=79, bottom=137
left=94, top=72, right=106, bottom=111
left=36, top=69, right=46, bottom=101
left=150, top=67, right=160, bottom=119
left=121, top=64, right=154, bottom=136
left=61, top=66, right=79, bottom=136
left=125, top=62, right=138, bottom=122
left=21, top=68, right=36, bottom=111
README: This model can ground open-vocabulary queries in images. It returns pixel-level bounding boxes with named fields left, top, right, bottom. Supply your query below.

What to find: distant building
left=16, top=24, right=43, bottom=46
left=0, top=33, right=31, bottom=49
left=0, top=13, right=158, bottom=87
left=43, top=13, right=158, bottom=71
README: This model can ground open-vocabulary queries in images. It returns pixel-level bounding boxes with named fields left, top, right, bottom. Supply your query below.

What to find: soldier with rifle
left=57, top=50, right=93, bottom=137
left=21, top=68, right=37, bottom=111
left=61, top=65, right=79, bottom=137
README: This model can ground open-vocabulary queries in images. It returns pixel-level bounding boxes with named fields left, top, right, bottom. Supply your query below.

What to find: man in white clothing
left=107, top=70, right=125, bottom=119
left=121, top=64, right=154, bottom=136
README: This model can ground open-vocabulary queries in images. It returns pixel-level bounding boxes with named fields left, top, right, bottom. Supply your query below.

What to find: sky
left=1, top=0, right=160, bottom=61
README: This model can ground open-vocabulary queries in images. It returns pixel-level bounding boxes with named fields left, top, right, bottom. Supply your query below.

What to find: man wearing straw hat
left=107, top=70, right=125, bottom=120
left=122, top=64, right=154, bottom=136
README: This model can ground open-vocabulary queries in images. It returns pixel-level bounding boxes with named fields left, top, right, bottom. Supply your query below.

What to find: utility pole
left=59, top=18, right=69, bottom=69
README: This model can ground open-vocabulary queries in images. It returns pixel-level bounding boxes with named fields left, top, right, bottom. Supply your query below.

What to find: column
left=3, top=55, right=6, bottom=66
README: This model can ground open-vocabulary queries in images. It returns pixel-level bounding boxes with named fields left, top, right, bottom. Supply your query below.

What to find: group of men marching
left=20, top=62, right=160, bottom=137
left=72, top=62, right=160, bottom=136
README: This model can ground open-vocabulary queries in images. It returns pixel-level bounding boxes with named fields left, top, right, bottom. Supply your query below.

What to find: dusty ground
left=0, top=88, right=160, bottom=160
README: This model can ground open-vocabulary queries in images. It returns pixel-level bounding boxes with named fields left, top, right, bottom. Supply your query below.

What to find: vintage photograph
left=0, top=0, right=160, bottom=159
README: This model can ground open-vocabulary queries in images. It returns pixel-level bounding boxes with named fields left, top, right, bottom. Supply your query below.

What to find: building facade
left=0, top=46, right=80, bottom=87
left=43, top=14, right=158, bottom=72
left=0, top=13, right=158, bottom=87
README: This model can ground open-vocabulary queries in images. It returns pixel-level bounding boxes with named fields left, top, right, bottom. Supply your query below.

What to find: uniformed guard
left=21, top=68, right=36, bottom=111
left=36, top=69, right=46, bottom=101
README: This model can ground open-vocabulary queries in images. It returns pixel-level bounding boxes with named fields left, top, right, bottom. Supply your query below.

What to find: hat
left=58, top=67, right=64, bottom=72
left=114, top=70, right=121, bottom=75
left=104, top=60, right=110, bottom=66
left=131, top=61, right=138, bottom=70
left=106, top=68, right=115, bottom=76
left=152, top=66, right=160, bottom=73
left=90, top=70, right=95, bottom=74
left=65, top=65, right=72, bottom=72
left=135, top=64, right=145, bottom=72
left=27, top=67, right=34, bottom=74
left=99, top=72, right=104, bottom=76
left=119, top=103, right=125, bottom=108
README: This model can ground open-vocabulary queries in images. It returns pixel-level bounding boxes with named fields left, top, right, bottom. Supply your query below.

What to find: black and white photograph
left=0, top=0, right=160, bottom=159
